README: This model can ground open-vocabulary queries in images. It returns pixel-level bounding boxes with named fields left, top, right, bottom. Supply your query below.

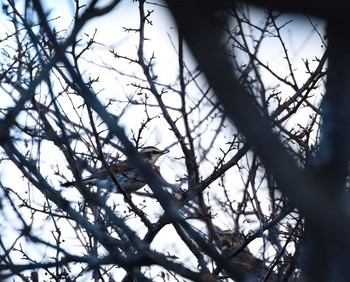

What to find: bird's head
left=139, top=146, right=169, bottom=164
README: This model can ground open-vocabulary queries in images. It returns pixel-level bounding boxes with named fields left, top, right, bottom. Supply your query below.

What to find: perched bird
left=217, top=230, right=276, bottom=280
left=61, top=146, right=169, bottom=193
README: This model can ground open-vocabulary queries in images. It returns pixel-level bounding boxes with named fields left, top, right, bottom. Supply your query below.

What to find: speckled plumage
left=62, top=146, right=168, bottom=193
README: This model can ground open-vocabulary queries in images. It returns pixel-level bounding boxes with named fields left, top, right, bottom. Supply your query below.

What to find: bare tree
left=0, top=0, right=343, bottom=281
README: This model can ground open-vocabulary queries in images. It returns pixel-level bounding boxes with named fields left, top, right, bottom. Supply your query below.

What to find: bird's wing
left=83, top=161, right=135, bottom=181
left=62, top=162, right=161, bottom=187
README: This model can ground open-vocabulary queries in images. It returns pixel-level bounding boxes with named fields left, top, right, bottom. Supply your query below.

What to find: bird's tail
left=61, top=181, right=76, bottom=187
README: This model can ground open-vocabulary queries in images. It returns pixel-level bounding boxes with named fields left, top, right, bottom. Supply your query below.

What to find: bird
left=217, top=230, right=276, bottom=280
left=61, top=146, right=169, bottom=193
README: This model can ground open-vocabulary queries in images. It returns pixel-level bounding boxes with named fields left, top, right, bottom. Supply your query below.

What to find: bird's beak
left=161, top=149, right=169, bottom=155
